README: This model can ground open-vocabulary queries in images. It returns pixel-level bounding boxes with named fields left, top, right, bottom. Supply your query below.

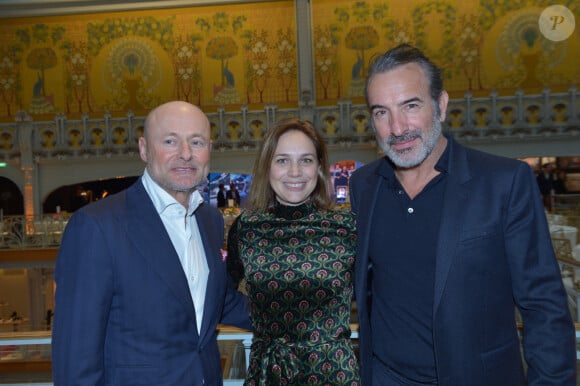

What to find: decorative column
left=26, top=268, right=46, bottom=330
left=295, top=0, right=315, bottom=122
left=15, top=110, right=36, bottom=233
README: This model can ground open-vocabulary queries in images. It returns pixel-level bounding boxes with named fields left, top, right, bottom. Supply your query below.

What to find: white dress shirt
left=141, top=169, right=209, bottom=333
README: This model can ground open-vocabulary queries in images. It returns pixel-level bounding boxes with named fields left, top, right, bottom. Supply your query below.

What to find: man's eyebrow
left=400, top=96, right=423, bottom=106
left=369, top=97, right=424, bottom=111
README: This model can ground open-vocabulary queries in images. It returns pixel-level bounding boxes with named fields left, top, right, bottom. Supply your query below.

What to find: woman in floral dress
left=227, top=118, right=360, bottom=385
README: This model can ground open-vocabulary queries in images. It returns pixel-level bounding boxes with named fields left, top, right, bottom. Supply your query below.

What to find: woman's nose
left=288, top=162, right=302, bottom=176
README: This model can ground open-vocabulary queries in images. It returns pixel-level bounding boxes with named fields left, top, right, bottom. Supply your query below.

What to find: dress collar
left=272, top=201, right=316, bottom=220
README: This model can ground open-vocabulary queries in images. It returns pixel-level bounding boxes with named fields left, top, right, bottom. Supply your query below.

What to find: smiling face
left=269, top=130, right=320, bottom=206
left=367, top=62, right=448, bottom=169
left=138, top=101, right=211, bottom=207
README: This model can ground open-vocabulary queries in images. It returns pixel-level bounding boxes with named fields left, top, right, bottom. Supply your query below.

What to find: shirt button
left=408, top=207, right=414, bottom=214
left=398, top=190, right=404, bottom=195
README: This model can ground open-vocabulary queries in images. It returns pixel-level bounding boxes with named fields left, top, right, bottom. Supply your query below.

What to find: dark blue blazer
left=350, top=136, right=576, bottom=385
left=52, top=179, right=251, bottom=385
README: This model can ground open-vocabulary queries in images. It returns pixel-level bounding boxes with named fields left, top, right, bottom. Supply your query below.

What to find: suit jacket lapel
left=355, top=161, right=384, bottom=310
left=126, top=180, right=198, bottom=323
left=433, top=138, right=472, bottom=314
left=195, top=204, right=222, bottom=339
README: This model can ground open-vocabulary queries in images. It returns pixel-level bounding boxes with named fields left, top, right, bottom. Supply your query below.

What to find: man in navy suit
left=52, top=101, right=251, bottom=385
left=349, top=44, right=575, bottom=385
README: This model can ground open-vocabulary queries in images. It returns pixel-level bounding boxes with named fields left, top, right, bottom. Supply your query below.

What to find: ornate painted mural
left=0, top=1, right=297, bottom=120
left=312, top=0, right=579, bottom=102
left=0, top=0, right=578, bottom=122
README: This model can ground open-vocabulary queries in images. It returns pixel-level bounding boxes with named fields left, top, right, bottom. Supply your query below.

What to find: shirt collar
left=141, top=168, right=204, bottom=216
left=435, top=138, right=450, bottom=174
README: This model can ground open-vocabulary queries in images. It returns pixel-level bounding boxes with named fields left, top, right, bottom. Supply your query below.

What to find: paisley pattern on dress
left=228, top=202, right=360, bottom=386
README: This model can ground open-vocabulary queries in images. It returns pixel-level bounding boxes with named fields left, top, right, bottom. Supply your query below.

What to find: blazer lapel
left=354, top=162, right=385, bottom=307
left=126, top=181, right=197, bottom=323
left=195, top=204, right=222, bottom=339
left=433, top=138, right=472, bottom=314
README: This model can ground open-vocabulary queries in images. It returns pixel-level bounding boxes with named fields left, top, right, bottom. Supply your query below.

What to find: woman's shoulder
left=325, top=206, right=354, bottom=216
left=238, top=208, right=271, bottom=222
left=321, top=207, right=356, bottom=227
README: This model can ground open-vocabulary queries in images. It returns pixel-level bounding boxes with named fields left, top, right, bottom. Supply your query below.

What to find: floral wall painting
left=18, top=24, right=67, bottom=115
left=345, top=26, right=378, bottom=97
left=311, top=1, right=386, bottom=101
left=0, top=1, right=297, bottom=119
left=335, top=3, right=385, bottom=98
left=67, top=42, right=92, bottom=114
left=28, top=47, right=57, bottom=114
left=88, top=16, right=175, bottom=112
left=0, top=0, right=578, bottom=121
left=198, top=12, right=244, bottom=105
left=192, top=5, right=299, bottom=107
left=482, top=7, right=576, bottom=91
left=98, top=37, right=167, bottom=111
left=312, top=0, right=578, bottom=101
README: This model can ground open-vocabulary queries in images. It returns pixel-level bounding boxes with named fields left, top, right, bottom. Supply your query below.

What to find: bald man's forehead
left=145, top=102, right=209, bottom=134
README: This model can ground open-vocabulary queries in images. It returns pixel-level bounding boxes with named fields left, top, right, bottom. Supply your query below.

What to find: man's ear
left=138, top=137, right=148, bottom=162
left=438, top=90, right=449, bottom=122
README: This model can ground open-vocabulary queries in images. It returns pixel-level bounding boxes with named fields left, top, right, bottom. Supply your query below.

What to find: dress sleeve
left=226, top=215, right=245, bottom=289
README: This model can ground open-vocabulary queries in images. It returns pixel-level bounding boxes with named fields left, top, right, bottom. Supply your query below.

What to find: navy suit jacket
left=52, top=179, right=251, bottom=386
left=350, top=136, right=575, bottom=385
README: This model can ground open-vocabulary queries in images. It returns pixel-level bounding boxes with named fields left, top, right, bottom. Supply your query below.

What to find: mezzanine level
left=1, top=87, right=579, bottom=167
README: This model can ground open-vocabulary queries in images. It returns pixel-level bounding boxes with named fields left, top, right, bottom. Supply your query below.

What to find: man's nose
left=179, top=143, right=193, bottom=160
left=390, top=112, right=408, bottom=136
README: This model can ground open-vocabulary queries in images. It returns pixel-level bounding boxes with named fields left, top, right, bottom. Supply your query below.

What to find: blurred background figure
left=226, top=182, right=241, bottom=207
left=537, top=162, right=556, bottom=210
left=217, top=183, right=227, bottom=208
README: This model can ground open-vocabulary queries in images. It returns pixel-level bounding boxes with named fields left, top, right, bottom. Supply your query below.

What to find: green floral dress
left=227, top=202, right=360, bottom=386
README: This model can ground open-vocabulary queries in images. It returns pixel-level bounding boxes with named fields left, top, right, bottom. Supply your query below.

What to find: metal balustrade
left=0, top=325, right=578, bottom=385
left=0, top=215, right=70, bottom=250
left=1, top=87, right=579, bottom=162
left=0, top=326, right=345, bottom=385
left=0, top=328, right=255, bottom=385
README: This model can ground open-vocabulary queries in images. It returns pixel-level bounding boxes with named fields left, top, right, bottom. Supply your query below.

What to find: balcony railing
left=0, top=87, right=578, bottom=162
left=0, top=214, right=70, bottom=250
left=0, top=324, right=578, bottom=386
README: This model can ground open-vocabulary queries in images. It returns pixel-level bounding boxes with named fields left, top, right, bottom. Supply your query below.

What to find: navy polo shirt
left=369, top=147, right=449, bottom=384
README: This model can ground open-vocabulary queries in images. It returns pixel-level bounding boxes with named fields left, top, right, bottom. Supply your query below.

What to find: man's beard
left=378, top=116, right=442, bottom=169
